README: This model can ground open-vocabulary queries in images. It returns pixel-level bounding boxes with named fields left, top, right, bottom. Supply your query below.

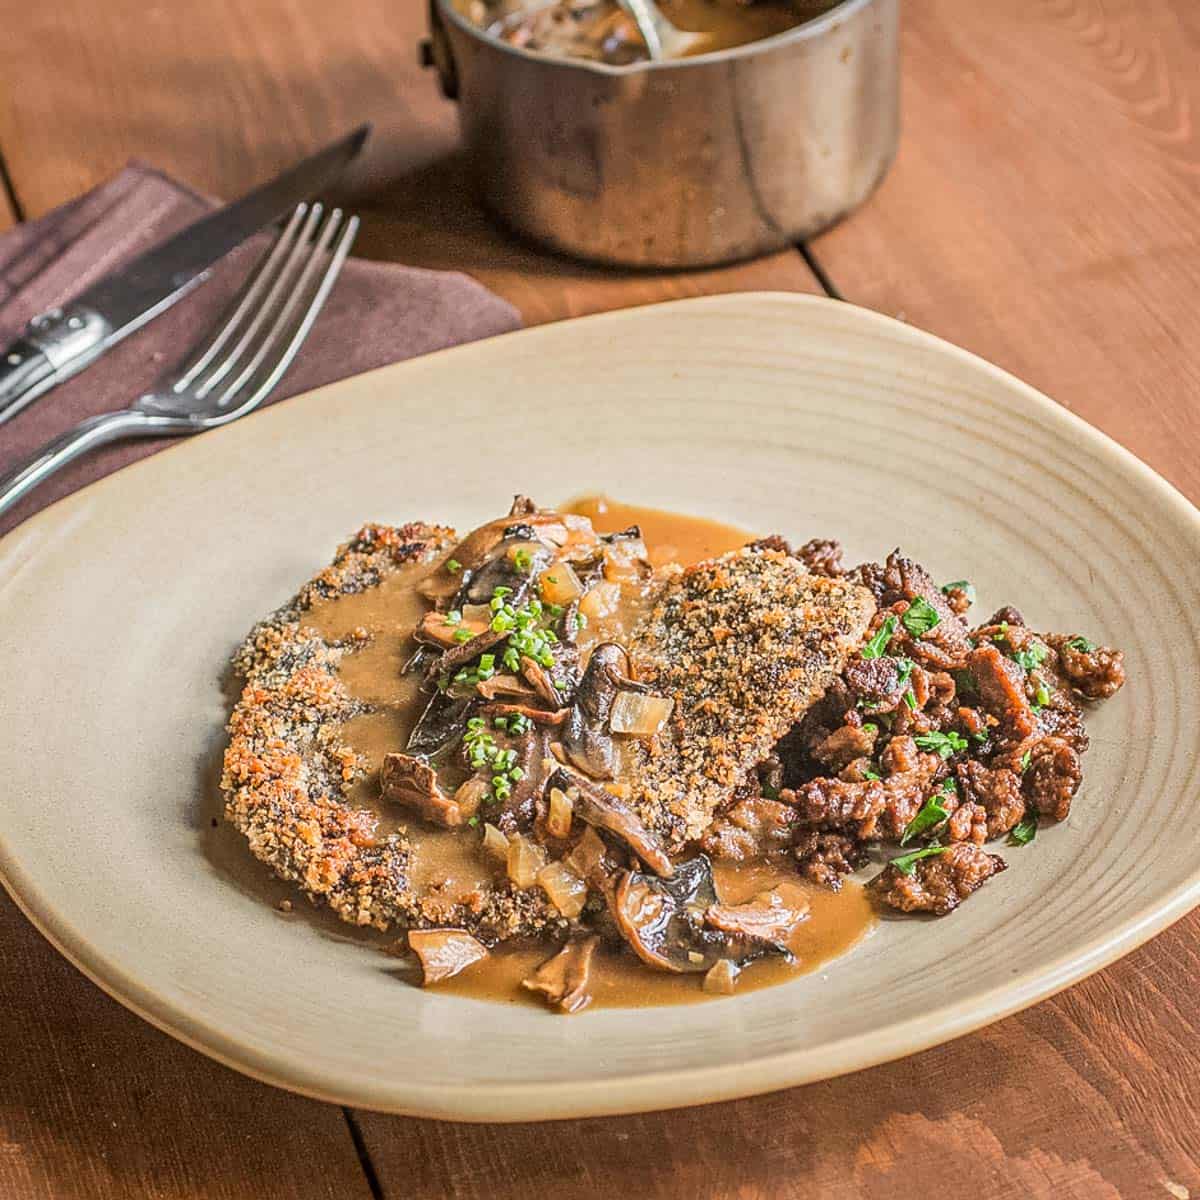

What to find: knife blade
left=0, top=124, right=369, bottom=427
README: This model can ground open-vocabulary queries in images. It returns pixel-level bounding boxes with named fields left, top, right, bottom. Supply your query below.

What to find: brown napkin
left=0, top=162, right=522, bottom=536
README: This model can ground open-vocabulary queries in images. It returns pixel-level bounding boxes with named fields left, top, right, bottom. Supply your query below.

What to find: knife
left=0, top=123, right=369, bottom=427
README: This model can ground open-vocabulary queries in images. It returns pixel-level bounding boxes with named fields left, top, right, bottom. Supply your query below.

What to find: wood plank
left=357, top=915, right=1200, bottom=1199
left=0, top=0, right=820, bottom=327
left=809, top=0, right=1200, bottom=502
left=0, top=892, right=375, bottom=1200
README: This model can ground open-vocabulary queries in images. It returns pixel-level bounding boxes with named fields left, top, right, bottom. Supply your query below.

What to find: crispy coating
left=627, top=549, right=875, bottom=849
left=221, top=521, right=566, bottom=939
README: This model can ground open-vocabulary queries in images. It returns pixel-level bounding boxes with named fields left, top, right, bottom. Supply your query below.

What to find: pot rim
left=434, top=0, right=879, bottom=76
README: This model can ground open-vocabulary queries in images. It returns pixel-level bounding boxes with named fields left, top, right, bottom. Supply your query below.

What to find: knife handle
left=0, top=305, right=112, bottom=427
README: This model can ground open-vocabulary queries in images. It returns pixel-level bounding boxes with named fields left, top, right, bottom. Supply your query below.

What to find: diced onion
left=538, top=563, right=583, bottom=606
left=578, top=581, right=621, bottom=623
left=507, top=834, right=546, bottom=889
left=547, top=787, right=574, bottom=839
left=537, top=861, right=588, bottom=918
left=703, top=959, right=740, bottom=995
left=609, top=691, right=674, bottom=737
left=482, top=822, right=509, bottom=862
left=603, top=542, right=645, bottom=582
left=565, top=827, right=606, bottom=879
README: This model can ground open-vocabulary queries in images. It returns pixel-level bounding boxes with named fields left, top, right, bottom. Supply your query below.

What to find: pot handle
left=421, top=0, right=460, bottom=101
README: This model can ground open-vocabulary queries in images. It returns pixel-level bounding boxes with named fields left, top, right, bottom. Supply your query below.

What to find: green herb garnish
left=900, top=795, right=950, bottom=847
left=446, top=558, right=462, bottom=574
left=1012, top=643, right=1049, bottom=671
left=1008, top=815, right=1037, bottom=845
left=890, top=844, right=946, bottom=876
left=941, top=579, right=976, bottom=605
left=1019, top=749, right=1032, bottom=772
left=861, top=615, right=897, bottom=660
left=862, top=767, right=882, bottom=781
left=901, top=597, right=942, bottom=637
left=443, top=609, right=462, bottom=626
left=452, top=627, right=473, bottom=644
left=1066, top=636, right=1096, bottom=652
left=512, top=547, right=533, bottom=574
left=913, top=730, right=969, bottom=758
left=1034, top=682, right=1051, bottom=707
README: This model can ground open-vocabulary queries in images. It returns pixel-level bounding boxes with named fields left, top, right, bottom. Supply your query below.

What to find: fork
left=0, top=203, right=358, bottom=520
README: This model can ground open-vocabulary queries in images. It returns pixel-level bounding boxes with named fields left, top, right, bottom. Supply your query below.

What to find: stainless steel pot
left=423, top=0, right=899, bottom=268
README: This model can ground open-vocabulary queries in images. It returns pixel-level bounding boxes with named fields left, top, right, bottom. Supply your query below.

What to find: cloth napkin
left=0, top=163, right=522, bottom=536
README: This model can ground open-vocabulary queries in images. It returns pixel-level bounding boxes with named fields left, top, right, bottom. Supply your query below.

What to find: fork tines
left=173, top=203, right=359, bottom=409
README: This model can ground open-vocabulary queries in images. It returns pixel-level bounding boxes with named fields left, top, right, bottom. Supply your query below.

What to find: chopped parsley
left=901, top=597, right=942, bottom=637
left=913, top=730, right=969, bottom=758
left=903, top=690, right=918, bottom=712
left=900, top=793, right=951, bottom=847
left=861, top=614, right=897, bottom=660
left=1008, top=815, right=1037, bottom=845
left=890, top=843, right=946, bottom=876
left=862, top=767, right=882, bottom=781
left=1019, top=749, right=1032, bottom=773
left=446, top=558, right=462, bottom=573
left=1066, top=635, right=1096, bottom=652
left=1033, top=681, right=1051, bottom=708
left=862, top=723, right=878, bottom=736
left=941, top=579, right=976, bottom=605
left=1012, top=643, right=1049, bottom=672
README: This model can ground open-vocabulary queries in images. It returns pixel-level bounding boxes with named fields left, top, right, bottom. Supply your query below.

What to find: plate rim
left=3, top=291, right=1198, bottom=1121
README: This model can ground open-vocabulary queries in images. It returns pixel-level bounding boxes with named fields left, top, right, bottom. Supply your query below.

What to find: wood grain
left=809, top=0, right=1200, bottom=502
left=0, top=0, right=820, bottom=327
left=0, top=892, right=374, bottom=1200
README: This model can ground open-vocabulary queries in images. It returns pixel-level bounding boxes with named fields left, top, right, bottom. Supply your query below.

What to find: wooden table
left=2, top=1, right=1199, bottom=1196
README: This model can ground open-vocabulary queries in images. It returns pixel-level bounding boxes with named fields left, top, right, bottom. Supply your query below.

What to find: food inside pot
left=459, top=0, right=840, bottom=64
left=222, top=495, right=1126, bottom=1014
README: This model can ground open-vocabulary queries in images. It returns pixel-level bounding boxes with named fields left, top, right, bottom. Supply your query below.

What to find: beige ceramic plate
left=1, top=294, right=1198, bottom=1121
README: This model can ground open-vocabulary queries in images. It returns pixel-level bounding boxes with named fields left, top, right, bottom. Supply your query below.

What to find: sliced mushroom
left=704, top=884, right=809, bottom=952
left=476, top=673, right=539, bottom=701
left=610, top=856, right=719, bottom=973
left=547, top=766, right=673, bottom=878
left=381, top=753, right=473, bottom=828
left=560, top=643, right=626, bottom=778
left=424, top=626, right=508, bottom=686
left=479, top=701, right=570, bottom=726
left=406, top=692, right=474, bottom=757
left=408, top=929, right=488, bottom=984
left=522, top=936, right=599, bottom=1014
left=414, top=610, right=490, bottom=649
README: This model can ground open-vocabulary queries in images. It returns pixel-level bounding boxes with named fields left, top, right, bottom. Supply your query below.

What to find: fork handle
left=0, top=410, right=153, bottom=520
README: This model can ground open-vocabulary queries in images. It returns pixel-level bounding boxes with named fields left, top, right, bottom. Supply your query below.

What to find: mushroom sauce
left=464, top=0, right=841, bottom=65
left=297, top=498, right=876, bottom=1011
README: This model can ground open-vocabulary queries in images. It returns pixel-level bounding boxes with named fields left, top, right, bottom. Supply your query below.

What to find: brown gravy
left=298, top=497, right=876, bottom=1010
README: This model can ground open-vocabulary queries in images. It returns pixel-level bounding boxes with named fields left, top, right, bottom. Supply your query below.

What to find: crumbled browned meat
left=788, top=748, right=939, bottom=841
left=844, top=656, right=909, bottom=714
left=880, top=734, right=920, bottom=775
left=812, top=723, right=878, bottom=771
left=698, top=793, right=795, bottom=860
left=1024, top=736, right=1082, bottom=820
left=987, top=605, right=1025, bottom=626
left=1048, top=635, right=1127, bottom=700
left=1032, top=705, right=1090, bottom=754
left=627, top=549, right=875, bottom=849
left=796, top=538, right=845, bottom=577
left=871, top=843, right=1007, bottom=915
left=946, top=801, right=987, bottom=844
left=748, top=534, right=791, bottom=555
left=956, top=759, right=1026, bottom=837
left=792, top=830, right=868, bottom=889
left=969, top=643, right=1036, bottom=739
left=852, top=551, right=971, bottom=669
left=942, top=584, right=974, bottom=616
